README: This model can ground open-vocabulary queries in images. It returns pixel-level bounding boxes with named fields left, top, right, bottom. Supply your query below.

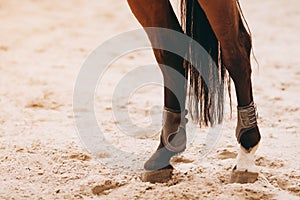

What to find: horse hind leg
left=197, top=0, right=261, bottom=183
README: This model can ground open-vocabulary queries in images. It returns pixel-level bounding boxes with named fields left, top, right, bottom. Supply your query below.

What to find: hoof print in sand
left=218, top=149, right=237, bottom=160
left=92, top=180, right=124, bottom=195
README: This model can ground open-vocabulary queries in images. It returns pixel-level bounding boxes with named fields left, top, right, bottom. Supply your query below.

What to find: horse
left=127, top=0, right=261, bottom=183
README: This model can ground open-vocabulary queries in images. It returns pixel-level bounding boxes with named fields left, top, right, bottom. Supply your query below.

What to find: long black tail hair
left=180, top=0, right=231, bottom=126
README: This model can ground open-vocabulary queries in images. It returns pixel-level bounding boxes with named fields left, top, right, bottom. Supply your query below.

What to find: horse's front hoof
left=230, top=167, right=258, bottom=184
left=144, top=146, right=176, bottom=171
left=141, top=165, right=173, bottom=183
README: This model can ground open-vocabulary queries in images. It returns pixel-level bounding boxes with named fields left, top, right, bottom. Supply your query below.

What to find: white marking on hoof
left=235, top=143, right=259, bottom=173
left=230, top=144, right=260, bottom=183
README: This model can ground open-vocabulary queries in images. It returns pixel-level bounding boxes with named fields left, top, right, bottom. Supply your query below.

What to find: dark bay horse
left=127, top=0, right=261, bottom=183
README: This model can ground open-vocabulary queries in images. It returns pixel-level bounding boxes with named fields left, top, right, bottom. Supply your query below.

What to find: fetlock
left=236, top=101, right=261, bottom=152
left=144, top=107, right=187, bottom=170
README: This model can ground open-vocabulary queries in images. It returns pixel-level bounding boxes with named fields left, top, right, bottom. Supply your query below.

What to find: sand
left=0, top=0, right=299, bottom=199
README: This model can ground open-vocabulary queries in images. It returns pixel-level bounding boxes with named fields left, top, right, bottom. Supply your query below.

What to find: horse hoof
left=230, top=169, right=258, bottom=184
left=141, top=168, right=173, bottom=183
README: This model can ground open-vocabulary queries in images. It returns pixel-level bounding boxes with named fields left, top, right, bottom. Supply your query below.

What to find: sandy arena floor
left=0, top=0, right=299, bottom=199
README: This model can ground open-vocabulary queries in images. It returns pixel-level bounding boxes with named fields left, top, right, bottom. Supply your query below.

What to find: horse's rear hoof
left=141, top=168, right=173, bottom=183
left=230, top=169, right=258, bottom=184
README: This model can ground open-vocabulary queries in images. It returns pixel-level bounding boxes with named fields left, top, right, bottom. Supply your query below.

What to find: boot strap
left=236, top=101, right=258, bottom=143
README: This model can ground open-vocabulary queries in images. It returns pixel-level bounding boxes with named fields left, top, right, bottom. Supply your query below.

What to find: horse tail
left=180, top=0, right=231, bottom=126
